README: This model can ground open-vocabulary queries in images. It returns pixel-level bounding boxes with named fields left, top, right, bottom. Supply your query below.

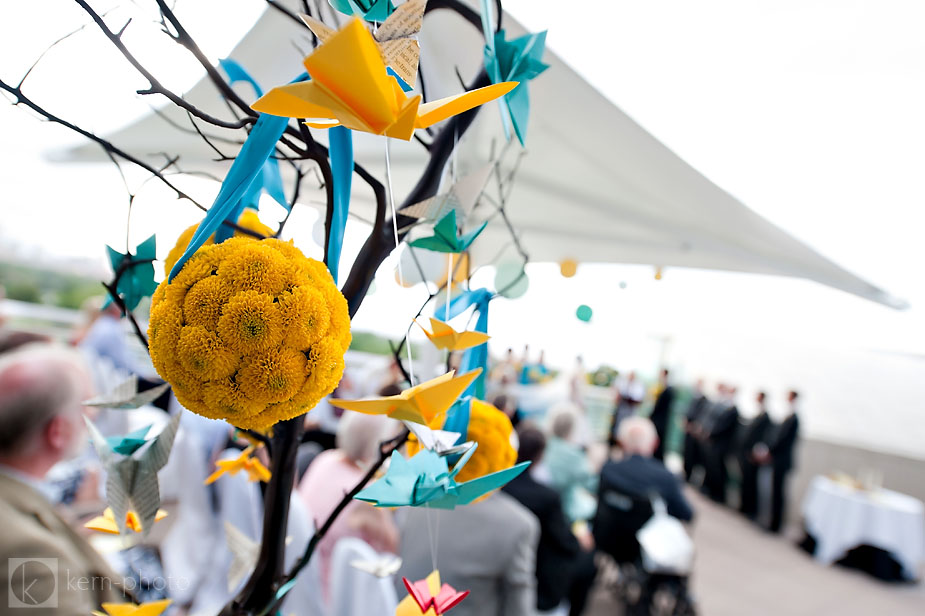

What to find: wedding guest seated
left=503, top=425, right=596, bottom=616
left=396, top=401, right=539, bottom=616
left=298, top=412, right=399, bottom=598
left=601, top=417, right=693, bottom=523
left=544, top=402, right=598, bottom=522
left=0, top=344, right=130, bottom=613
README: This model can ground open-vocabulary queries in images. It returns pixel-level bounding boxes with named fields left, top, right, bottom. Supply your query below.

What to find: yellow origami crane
left=92, top=599, right=171, bottom=616
left=416, top=317, right=490, bottom=352
left=329, top=369, right=481, bottom=425
left=251, top=18, right=518, bottom=140
left=301, top=0, right=426, bottom=89
left=204, top=446, right=272, bottom=485
left=84, top=507, right=168, bottom=535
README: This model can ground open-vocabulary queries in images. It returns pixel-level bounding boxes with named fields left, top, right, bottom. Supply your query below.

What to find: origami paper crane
left=224, top=521, right=259, bottom=591
left=350, top=553, right=402, bottom=577
left=86, top=413, right=180, bottom=537
left=92, top=599, right=171, bottom=616
left=106, top=235, right=158, bottom=312
left=480, top=0, right=549, bottom=145
left=105, top=425, right=153, bottom=456
left=408, top=210, right=487, bottom=254
left=403, top=421, right=474, bottom=457
left=84, top=507, right=168, bottom=535
left=329, top=0, right=395, bottom=22
left=204, top=446, right=272, bottom=485
left=399, top=164, right=493, bottom=222
left=83, top=376, right=170, bottom=410
left=252, top=19, right=518, bottom=141
left=435, top=288, right=492, bottom=400
left=329, top=369, right=481, bottom=425
left=399, top=570, right=469, bottom=615
left=303, top=0, right=426, bottom=89
left=416, top=317, right=490, bottom=352
left=354, top=447, right=529, bottom=509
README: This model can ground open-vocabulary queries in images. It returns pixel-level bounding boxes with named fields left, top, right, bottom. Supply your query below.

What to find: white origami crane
left=403, top=421, right=475, bottom=457
left=399, top=164, right=493, bottom=222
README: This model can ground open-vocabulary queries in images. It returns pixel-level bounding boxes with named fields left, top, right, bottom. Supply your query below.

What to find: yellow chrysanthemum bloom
left=163, top=209, right=274, bottom=276
left=407, top=398, right=517, bottom=485
left=149, top=236, right=351, bottom=430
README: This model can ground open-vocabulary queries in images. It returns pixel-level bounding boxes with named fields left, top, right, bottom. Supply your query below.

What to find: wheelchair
left=592, top=486, right=696, bottom=616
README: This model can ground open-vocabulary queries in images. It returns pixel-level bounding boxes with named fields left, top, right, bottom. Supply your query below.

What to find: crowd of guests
left=1, top=295, right=809, bottom=616
left=679, top=380, right=801, bottom=533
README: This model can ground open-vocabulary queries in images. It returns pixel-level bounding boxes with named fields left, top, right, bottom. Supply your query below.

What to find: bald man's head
left=0, top=344, right=90, bottom=465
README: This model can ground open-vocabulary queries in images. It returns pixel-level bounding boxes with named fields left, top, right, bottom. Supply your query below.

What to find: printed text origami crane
left=204, top=446, right=272, bottom=485
left=416, top=317, right=490, bottom=352
left=251, top=18, right=518, bottom=140
left=86, top=414, right=180, bottom=537
left=303, top=0, right=426, bottom=89
left=84, top=507, right=168, bottom=535
left=408, top=210, right=487, bottom=254
left=354, top=447, right=529, bottom=509
left=399, top=570, right=469, bottom=615
left=329, top=369, right=481, bottom=425
left=92, top=599, right=171, bottom=616
left=83, top=376, right=170, bottom=410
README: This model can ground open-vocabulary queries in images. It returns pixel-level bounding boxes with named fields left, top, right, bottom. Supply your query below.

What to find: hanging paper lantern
left=619, top=281, right=627, bottom=289
left=149, top=237, right=351, bottom=431
left=494, top=261, right=529, bottom=299
left=576, top=304, right=593, bottom=322
left=559, top=258, right=578, bottom=278
left=654, top=266, right=663, bottom=281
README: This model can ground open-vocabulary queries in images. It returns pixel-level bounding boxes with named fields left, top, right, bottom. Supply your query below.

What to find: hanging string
left=424, top=504, right=438, bottom=572
left=385, top=137, right=416, bottom=384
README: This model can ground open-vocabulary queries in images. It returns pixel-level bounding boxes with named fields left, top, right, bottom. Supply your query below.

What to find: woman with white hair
left=297, top=412, right=399, bottom=599
left=543, top=401, right=599, bottom=522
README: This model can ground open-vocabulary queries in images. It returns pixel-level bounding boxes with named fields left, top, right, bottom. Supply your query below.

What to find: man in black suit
left=700, top=385, right=740, bottom=504
left=649, top=368, right=675, bottom=461
left=682, top=380, right=709, bottom=482
left=503, top=426, right=595, bottom=616
left=738, top=391, right=773, bottom=519
left=765, top=390, right=800, bottom=532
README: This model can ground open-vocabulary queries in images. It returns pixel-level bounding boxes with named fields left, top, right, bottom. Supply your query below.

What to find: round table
left=802, top=475, right=924, bottom=580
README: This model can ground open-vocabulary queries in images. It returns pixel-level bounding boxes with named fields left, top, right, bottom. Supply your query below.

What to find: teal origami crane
left=329, top=0, right=394, bottom=22
left=480, top=0, right=549, bottom=145
left=355, top=447, right=529, bottom=509
left=105, top=425, right=152, bottom=456
left=408, top=210, right=487, bottom=254
left=106, top=235, right=158, bottom=312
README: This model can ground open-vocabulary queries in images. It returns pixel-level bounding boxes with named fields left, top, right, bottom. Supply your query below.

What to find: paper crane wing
left=329, top=0, right=395, bottom=22
left=350, top=554, right=403, bottom=577
left=403, top=570, right=469, bottom=615
left=402, top=420, right=470, bottom=456
left=84, top=376, right=171, bottom=410
left=418, top=317, right=490, bottom=352
left=96, top=599, right=172, bottom=616
left=453, top=461, right=531, bottom=506
left=330, top=369, right=480, bottom=425
left=224, top=521, right=259, bottom=591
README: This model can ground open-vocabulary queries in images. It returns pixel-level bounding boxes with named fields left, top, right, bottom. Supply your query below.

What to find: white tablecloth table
left=802, top=475, right=924, bottom=580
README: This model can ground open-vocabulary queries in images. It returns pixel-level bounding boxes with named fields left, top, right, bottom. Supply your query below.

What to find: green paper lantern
left=494, top=261, right=529, bottom=299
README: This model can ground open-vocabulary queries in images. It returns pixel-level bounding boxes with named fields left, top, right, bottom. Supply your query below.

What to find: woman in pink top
left=298, top=412, right=399, bottom=598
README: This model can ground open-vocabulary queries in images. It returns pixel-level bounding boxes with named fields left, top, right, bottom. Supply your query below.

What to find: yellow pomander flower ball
left=148, top=236, right=351, bottom=431
left=162, top=209, right=274, bottom=277
left=406, top=398, right=517, bottom=483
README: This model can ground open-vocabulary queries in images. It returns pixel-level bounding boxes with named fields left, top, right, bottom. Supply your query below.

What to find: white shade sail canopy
left=64, top=0, right=905, bottom=309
